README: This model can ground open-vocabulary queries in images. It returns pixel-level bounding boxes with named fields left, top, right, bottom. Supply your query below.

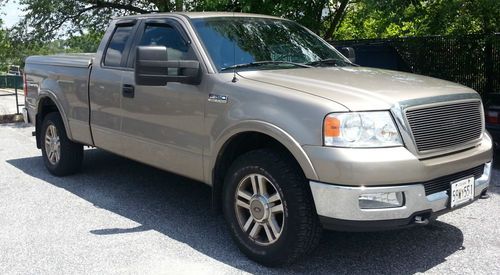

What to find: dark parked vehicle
left=486, top=104, right=500, bottom=149
left=7, top=65, right=21, bottom=76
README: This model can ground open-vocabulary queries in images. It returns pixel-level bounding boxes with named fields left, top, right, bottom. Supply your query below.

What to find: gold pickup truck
left=23, top=12, right=492, bottom=266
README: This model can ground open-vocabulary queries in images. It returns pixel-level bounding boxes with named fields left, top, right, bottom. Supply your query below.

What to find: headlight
left=323, top=111, right=402, bottom=147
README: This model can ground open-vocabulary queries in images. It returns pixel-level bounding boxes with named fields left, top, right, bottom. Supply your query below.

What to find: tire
left=223, top=149, right=322, bottom=266
left=41, top=112, right=83, bottom=176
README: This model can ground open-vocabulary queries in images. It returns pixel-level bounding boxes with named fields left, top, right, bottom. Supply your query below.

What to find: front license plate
left=450, top=177, right=474, bottom=208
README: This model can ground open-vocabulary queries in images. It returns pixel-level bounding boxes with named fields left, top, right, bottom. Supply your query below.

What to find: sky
left=1, top=1, right=24, bottom=28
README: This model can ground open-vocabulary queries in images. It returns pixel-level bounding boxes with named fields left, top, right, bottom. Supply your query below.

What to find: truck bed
left=26, top=53, right=94, bottom=68
left=24, top=53, right=95, bottom=146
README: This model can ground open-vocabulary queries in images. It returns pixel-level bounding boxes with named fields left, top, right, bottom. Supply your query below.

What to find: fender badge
left=208, top=94, right=228, bottom=104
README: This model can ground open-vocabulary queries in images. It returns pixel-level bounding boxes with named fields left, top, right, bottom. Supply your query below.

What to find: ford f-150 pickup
left=23, top=12, right=493, bottom=266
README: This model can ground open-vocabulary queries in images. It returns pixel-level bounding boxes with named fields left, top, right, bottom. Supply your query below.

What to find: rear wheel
left=41, top=112, right=83, bottom=176
left=223, top=149, right=322, bottom=266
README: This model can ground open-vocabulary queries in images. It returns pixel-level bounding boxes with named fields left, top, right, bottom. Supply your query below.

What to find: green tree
left=0, top=16, right=92, bottom=69
left=1, top=0, right=350, bottom=42
left=2, top=0, right=497, bottom=64
left=334, top=0, right=500, bottom=39
left=0, top=19, right=13, bottom=71
left=193, top=0, right=350, bottom=39
left=65, top=30, right=103, bottom=53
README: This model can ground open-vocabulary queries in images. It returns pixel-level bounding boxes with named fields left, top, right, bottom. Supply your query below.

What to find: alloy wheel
left=44, top=124, right=61, bottom=165
left=234, top=173, right=285, bottom=245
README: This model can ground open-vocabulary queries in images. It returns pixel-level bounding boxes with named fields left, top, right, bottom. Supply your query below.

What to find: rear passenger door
left=119, top=19, right=206, bottom=181
left=89, top=20, right=138, bottom=153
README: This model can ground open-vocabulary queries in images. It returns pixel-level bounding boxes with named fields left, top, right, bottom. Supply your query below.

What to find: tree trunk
left=324, top=0, right=349, bottom=41
left=176, top=0, right=183, bottom=11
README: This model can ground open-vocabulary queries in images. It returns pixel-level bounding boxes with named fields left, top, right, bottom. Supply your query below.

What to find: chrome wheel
left=44, top=124, right=60, bottom=165
left=235, top=173, right=284, bottom=245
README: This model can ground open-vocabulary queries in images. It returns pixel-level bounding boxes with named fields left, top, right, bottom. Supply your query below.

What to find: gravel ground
left=0, top=123, right=499, bottom=275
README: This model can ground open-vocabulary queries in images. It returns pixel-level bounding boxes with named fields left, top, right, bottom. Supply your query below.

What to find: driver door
left=119, top=19, right=205, bottom=181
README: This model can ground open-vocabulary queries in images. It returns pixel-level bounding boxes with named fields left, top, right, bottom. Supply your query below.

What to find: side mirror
left=135, top=46, right=201, bottom=86
left=338, top=47, right=356, bottom=64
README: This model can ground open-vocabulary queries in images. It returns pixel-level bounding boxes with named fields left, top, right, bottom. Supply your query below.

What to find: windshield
left=191, top=17, right=349, bottom=72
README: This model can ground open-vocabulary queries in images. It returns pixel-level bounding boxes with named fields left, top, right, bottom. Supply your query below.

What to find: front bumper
left=303, top=134, right=492, bottom=186
left=310, top=162, right=491, bottom=231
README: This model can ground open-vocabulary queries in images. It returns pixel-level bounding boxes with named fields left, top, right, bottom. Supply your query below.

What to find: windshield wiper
left=221, top=61, right=311, bottom=71
left=305, top=58, right=357, bottom=67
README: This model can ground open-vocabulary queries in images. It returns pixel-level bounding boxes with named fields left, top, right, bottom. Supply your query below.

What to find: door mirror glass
left=135, top=46, right=201, bottom=86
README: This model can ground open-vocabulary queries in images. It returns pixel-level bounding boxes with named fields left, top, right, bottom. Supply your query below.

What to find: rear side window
left=104, top=26, right=133, bottom=67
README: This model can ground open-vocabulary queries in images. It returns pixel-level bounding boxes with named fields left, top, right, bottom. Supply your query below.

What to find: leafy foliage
left=192, top=0, right=349, bottom=39
left=65, top=31, right=103, bottom=53
left=0, top=19, right=13, bottom=71
left=3, top=0, right=350, bottom=41
left=335, top=0, right=500, bottom=39
left=0, top=0, right=498, bottom=71
left=0, top=0, right=350, bottom=69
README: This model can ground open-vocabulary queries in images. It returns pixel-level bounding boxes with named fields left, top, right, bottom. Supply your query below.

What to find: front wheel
left=41, top=112, right=83, bottom=176
left=223, top=149, right=322, bottom=266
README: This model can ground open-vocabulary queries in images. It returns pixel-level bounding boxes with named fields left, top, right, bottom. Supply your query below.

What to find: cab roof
left=115, top=12, right=282, bottom=20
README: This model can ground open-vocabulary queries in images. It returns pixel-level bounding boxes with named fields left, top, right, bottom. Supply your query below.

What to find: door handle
left=122, top=84, right=135, bottom=98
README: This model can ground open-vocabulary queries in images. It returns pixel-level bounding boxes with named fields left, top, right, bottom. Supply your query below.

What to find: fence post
left=15, top=76, right=20, bottom=114
left=485, top=34, right=493, bottom=100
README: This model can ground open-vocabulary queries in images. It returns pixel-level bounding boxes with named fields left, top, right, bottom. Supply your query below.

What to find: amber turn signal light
left=324, top=116, right=341, bottom=137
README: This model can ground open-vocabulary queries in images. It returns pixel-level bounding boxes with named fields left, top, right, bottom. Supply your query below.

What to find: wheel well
left=212, top=132, right=302, bottom=212
left=35, top=97, right=60, bottom=148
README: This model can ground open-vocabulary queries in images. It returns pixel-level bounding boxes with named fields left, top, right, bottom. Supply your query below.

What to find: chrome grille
left=406, top=101, right=482, bottom=152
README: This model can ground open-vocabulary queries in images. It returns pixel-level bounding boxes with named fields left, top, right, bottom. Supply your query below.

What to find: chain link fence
left=0, top=75, right=24, bottom=115
left=0, top=75, right=23, bottom=90
left=332, top=33, right=500, bottom=103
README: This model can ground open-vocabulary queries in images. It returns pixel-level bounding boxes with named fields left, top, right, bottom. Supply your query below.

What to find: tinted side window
left=138, top=25, right=196, bottom=76
left=139, top=25, right=196, bottom=61
left=104, top=26, right=133, bottom=67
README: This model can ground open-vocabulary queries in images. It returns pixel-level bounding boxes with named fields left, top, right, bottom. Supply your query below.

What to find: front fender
left=207, top=120, right=319, bottom=183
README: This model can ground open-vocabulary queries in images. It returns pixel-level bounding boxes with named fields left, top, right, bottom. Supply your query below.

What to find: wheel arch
left=35, top=92, right=72, bottom=148
left=210, top=121, right=318, bottom=212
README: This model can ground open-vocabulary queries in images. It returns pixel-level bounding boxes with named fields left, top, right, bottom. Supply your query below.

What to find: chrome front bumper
left=310, top=162, right=491, bottom=230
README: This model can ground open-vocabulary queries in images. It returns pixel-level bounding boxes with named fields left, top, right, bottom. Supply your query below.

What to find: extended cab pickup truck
left=23, top=12, right=492, bottom=266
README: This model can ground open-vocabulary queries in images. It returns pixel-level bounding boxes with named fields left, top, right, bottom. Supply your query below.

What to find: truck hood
left=237, top=67, right=477, bottom=111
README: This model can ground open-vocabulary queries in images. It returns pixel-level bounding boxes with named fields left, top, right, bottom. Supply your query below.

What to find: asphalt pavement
left=0, top=123, right=499, bottom=274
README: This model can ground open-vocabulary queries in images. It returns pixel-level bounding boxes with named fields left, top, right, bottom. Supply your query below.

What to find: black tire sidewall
left=41, top=114, right=59, bottom=171
left=223, top=150, right=315, bottom=266
left=41, top=112, right=82, bottom=176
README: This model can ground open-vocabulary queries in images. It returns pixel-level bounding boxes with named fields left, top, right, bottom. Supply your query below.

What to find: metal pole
left=15, top=76, right=20, bottom=114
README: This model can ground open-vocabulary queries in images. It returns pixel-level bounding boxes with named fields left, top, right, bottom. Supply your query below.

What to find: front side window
left=138, top=24, right=197, bottom=75
left=104, top=25, right=133, bottom=67
left=192, top=17, right=350, bottom=72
